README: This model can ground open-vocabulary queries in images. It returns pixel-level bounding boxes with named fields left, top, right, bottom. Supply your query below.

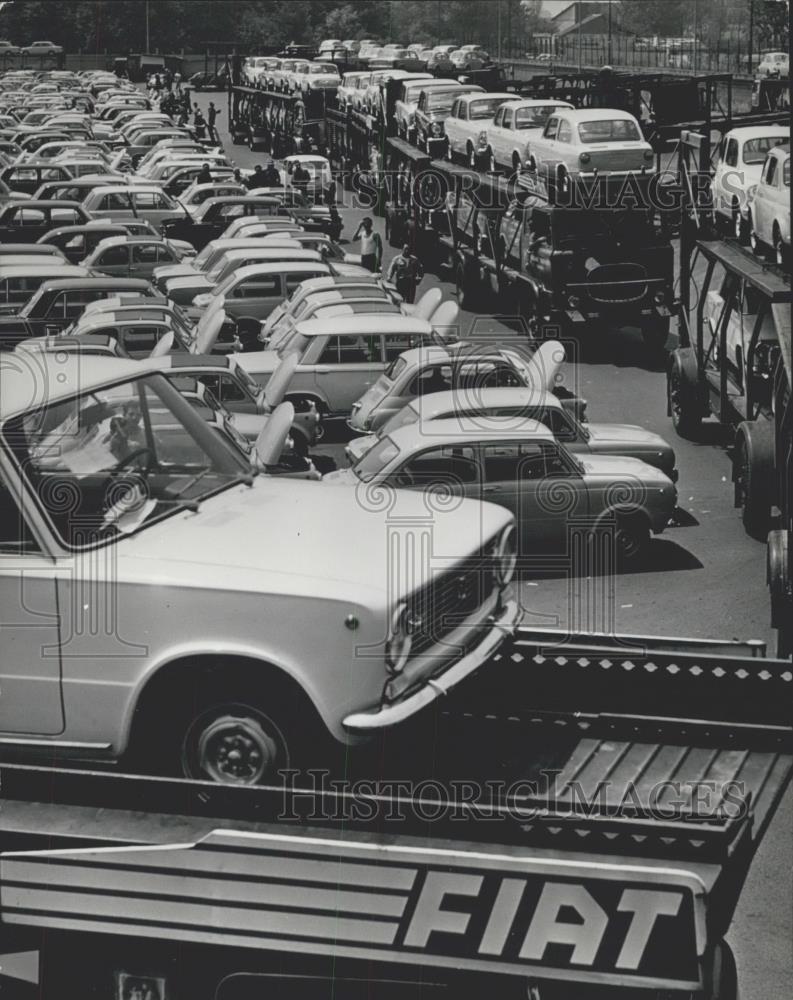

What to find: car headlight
left=494, top=526, right=517, bottom=587
left=431, top=122, right=443, bottom=136
left=193, top=293, right=213, bottom=308
left=643, top=148, right=655, bottom=161
left=386, top=602, right=413, bottom=675
left=747, top=184, right=758, bottom=200
left=477, top=130, right=487, bottom=145
left=579, top=152, right=591, bottom=165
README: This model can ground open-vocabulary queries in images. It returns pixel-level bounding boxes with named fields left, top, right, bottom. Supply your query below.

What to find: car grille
left=586, top=263, right=648, bottom=304
left=408, top=545, right=496, bottom=656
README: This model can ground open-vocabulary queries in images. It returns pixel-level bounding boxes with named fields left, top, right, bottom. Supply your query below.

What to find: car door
left=389, top=444, right=480, bottom=503
left=223, top=272, right=283, bottom=322
left=308, top=333, right=384, bottom=414
left=518, top=440, right=586, bottom=551
left=755, top=156, right=776, bottom=240
left=534, top=114, right=560, bottom=169
left=555, top=116, right=575, bottom=172
left=0, top=468, right=64, bottom=735
left=129, top=241, right=159, bottom=277
left=94, top=242, right=131, bottom=277
left=447, top=98, right=462, bottom=155
left=491, top=104, right=512, bottom=166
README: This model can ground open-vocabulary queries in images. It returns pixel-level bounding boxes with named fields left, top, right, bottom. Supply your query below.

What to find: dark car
left=0, top=200, right=93, bottom=243
left=38, top=223, right=144, bottom=263
left=14, top=276, right=157, bottom=338
left=0, top=161, right=74, bottom=196
left=160, top=196, right=284, bottom=251
left=33, top=175, right=130, bottom=202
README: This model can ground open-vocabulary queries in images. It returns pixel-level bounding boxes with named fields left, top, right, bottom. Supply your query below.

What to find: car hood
left=117, top=476, right=511, bottom=602
left=164, top=274, right=213, bottom=294
left=579, top=452, right=671, bottom=483
left=154, top=263, right=199, bottom=283
left=585, top=422, right=672, bottom=451
left=236, top=349, right=282, bottom=382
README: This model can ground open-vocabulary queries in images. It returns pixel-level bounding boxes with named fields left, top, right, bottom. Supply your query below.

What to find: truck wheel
left=767, top=528, right=791, bottom=633
left=734, top=419, right=773, bottom=540
left=642, top=316, right=670, bottom=360
left=455, top=262, right=479, bottom=311
left=667, top=348, right=703, bottom=439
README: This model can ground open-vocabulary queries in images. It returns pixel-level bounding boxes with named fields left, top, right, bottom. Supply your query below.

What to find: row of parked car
left=0, top=63, right=683, bottom=785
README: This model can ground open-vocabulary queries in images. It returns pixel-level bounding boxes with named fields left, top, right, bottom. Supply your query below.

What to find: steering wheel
left=112, top=447, right=156, bottom=474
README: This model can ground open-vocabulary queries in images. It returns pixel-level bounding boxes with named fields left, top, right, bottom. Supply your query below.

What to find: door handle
left=483, top=485, right=502, bottom=494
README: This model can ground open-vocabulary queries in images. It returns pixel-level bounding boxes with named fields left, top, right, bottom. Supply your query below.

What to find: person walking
left=291, top=160, right=311, bottom=200
left=246, top=164, right=266, bottom=189
left=193, top=105, right=207, bottom=140
left=352, top=217, right=382, bottom=272
left=387, top=244, right=424, bottom=303
left=173, top=69, right=182, bottom=94
left=263, top=160, right=281, bottom=186
left=207, top=102, right=220, bottom=143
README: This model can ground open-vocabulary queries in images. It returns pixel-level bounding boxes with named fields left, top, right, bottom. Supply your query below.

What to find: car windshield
left=426, top=92, right=461, bottom=112
left=515, top=105, right=562, bottom=128
left=352, top=435, right=399, bottom=482
left=577, top=118, right=642, bottom=143
left=4, top=373, right=249, bottom=548
left=743, top=136, right=788, bottom=163
left=468, top=98, right=509, bottom=120
left=382, top=403, right=420, bottom=434
left=311, top=64, right=337, bottom=74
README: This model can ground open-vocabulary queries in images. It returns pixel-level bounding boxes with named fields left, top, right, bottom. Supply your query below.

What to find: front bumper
left=343, top=597, right=520, bottom=731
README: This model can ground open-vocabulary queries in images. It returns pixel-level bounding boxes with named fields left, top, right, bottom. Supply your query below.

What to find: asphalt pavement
left=188, top=87, right=792, bottom=998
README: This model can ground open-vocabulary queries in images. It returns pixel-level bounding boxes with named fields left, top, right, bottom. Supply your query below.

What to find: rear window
left=515, top=105, right=561, bottom=128
left=577, top=118, right=641, bottom=143
left=743, top=135, right=789, bottom=164
left=468, top=98, right=509, bottom=120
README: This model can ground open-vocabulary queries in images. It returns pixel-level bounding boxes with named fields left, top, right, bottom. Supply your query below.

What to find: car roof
left=227, top=262, right=330, bottom=281
left=562, top=108, right=638, bottom=121
left=215, top=247, right=319, bottom=261
left=295, top=314, right=432, bottom=338
left=459, top=91, right=516, bottom=102
left=89, top=235, right=165, bottom=250
left=0, top=263, right=86, bottom=277
left=508, top=99, right=575, bottom=109
left=393, top=344, right=508, bottom=366
left=31, top=276, right=152, bottom=291
left=0, top=352, right=145, bottom=420
left=406, top=385, right=557, bottom=415
left=725, top=124, right=790, bottom=140
left=387, top=416, right=552, bottom=450
left=86, top=184, right=165, bottom=195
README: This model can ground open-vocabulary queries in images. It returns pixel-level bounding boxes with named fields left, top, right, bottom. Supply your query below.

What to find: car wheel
left=748, top=211, right=762, bottom=255
left=467, top=143, right=476, bottom=169
left=733, top=201, right=749, bottom=243
left=181, top=699, right=290, bottom=784
left=734, top=419, right=773, bottom=540
left=485, top=147, right=496, bottom=173
left=512, top=151, right=522, bottom=176
left=612, top=511, right=650, bottom=567
left=773, top=224, right=788, bottom=267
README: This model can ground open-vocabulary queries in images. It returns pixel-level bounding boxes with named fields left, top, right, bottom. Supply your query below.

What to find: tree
left=617, top=0, right=691, bottom=37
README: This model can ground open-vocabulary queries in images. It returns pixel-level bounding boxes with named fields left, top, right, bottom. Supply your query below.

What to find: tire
left=512, top=152, right=522, bottom=176
left=455, top=262, right=479, bottom=311
left=667, top=348, right=703, bottom=439
left=748, top=211, right=763, bottom=255
left=642, top=316, right=670, bottom=359
left=605, top=511, right=651, bottom=568
left=485, top=147, right=496, bottom=173
left=467, top=143, right=476, bottom=169
left=131, top=664, right=325, bottom=785
left=734, top=419, right=774, bottom=539
left=708, top=940, right=739, bottom=1000
left=733, top=201, right=749, bottom=243
left=767, top=528, right=791, bottom=633
left=773, top=224, right=789, bottom=267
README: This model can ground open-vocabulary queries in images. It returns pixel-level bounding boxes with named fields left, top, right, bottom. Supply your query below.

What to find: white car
left=483, top=99, right=575, bottom=173
left=291, top=61, right=341, bottom=95
left=758, top=51, right=789, bottom=77
left=526, top=108, right=655, bottom=179
left=242, top=56, right=281, bottom=87
left=747, top=143, right=791, bottom=265
left=392, top=74, right=438, bottom=136
left=711, top=124, right=789, bottom=237
left=337, top=71, right=370, bottom=110
left=281, top=154, right=333, bottom=201
left=445, top=92, right=520, bottom=168
left=269, top=58, right=299, bottom=92
left=0, top=352, right=518, bottom=783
